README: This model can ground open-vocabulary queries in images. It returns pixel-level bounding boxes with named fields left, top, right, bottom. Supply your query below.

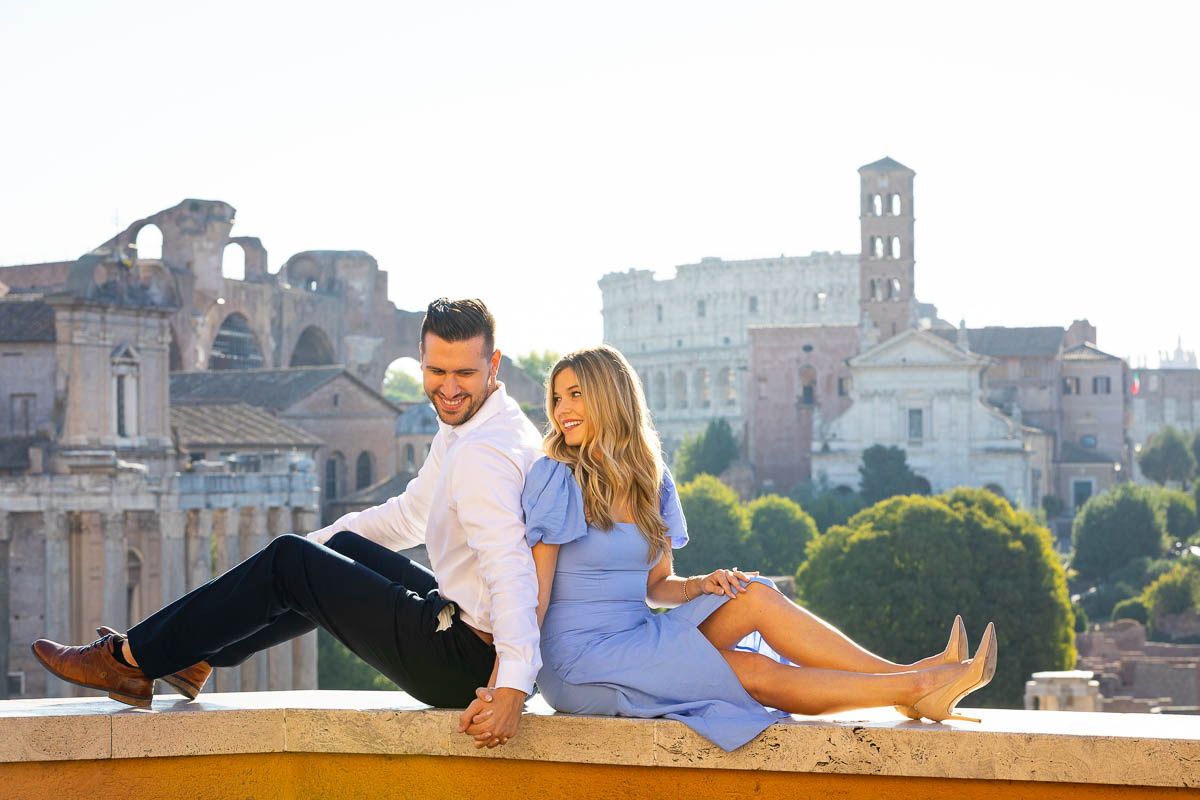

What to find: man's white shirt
left=309, top=383, right=544, bottom=694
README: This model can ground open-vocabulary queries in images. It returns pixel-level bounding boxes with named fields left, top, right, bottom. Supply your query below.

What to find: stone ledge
left=2, top=691, right=1198, bottom=789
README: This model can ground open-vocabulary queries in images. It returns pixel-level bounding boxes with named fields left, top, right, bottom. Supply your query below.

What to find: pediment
left=850, top=328, right=987, bottom=368
left=111, top=342, right=140, bottom=362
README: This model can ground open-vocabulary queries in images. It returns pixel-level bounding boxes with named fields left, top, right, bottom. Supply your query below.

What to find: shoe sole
left=29, top=644, right=152, bottom=709
left=160, top=673, right=204, bottom=700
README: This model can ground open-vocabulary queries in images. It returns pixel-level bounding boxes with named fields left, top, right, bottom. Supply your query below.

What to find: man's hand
left=457, top=686, right=525, bottom=748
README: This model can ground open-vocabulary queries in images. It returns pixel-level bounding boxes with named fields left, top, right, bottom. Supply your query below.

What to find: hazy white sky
left=1, top=1, right=1196, bottom=368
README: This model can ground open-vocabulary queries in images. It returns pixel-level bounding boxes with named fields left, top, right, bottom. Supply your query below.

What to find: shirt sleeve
left=522, top=457, right=589, bottom=547
left=306, top=436, right=441, bottom=550
left=660, top=467, right=690, bottom=549
left=451, top=443, right=541, bottom=695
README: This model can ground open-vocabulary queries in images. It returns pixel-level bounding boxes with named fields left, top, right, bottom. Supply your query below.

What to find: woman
left=467, top=346, right=996, bottom=752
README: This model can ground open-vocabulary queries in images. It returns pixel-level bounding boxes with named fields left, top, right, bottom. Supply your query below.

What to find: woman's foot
left=895, top=615, right=968, bottom=720
left=910, top=621, right=998, bottom=723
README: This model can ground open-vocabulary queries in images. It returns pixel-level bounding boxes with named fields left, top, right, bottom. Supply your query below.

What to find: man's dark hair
left=420, top=298, right=496, bottom=354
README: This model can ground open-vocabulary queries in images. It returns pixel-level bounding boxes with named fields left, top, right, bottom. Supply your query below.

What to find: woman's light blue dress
left=523, top=457, right=788, bottom=752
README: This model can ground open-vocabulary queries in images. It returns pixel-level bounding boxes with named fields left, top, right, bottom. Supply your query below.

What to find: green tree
left=744, top=494, right=817, bottom=576
left=1151, top=487, right=1198, bottom=543
left=790, top=479, right=867, bottom=533
left=1138, top=426, right=1196, bottom=487
left=1141, top=560, right=1200, bottom=621
left=796, top=488, right=1074, bottom=707
left=1070, top=484, right=1166, bottom=580
left=317, top=629, right=400, bottom=691
left=1111, top=597, right=1148, bottom=624
left=674, top=474, right=750, bottom=576
left=858, top=445, right=927, bottom=505
left=675, top=418, right=740, bottom=483
left=383, top=367, right=425, bottom=404
left=515, top=350, right=560, bottom=382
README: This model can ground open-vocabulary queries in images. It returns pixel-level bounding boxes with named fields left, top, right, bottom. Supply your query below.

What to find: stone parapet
left=1, top=691, right=1197, bottom=798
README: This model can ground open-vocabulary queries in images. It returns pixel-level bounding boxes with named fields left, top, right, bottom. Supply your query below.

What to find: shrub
left=1111, top=598, right=1149, bottom=624
left=674, top=474, right=750, bottom=576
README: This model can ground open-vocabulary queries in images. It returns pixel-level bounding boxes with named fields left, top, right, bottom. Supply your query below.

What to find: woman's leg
left=697, top=581, right=946, bottom=674
left=722, top=650, right=968, bottom=716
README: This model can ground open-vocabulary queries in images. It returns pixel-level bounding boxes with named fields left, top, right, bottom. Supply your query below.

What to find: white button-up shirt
left=309, top=383, right=544, bottom=694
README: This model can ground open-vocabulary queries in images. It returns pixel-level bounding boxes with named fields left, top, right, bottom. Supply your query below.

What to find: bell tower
left=858, top=157, right=915, bottom=340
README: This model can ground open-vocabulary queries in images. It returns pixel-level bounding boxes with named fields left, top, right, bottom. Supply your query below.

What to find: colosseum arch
left=221, top=241, right=246, bottom=281
left=289, top=325, right=337, bottom=367
left=133, top=223, right=163, bottom=261
left=208, top=312, right=265, bottom=370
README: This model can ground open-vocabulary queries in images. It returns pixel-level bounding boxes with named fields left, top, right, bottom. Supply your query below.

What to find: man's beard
left=428, top=386, right=486, bottom=426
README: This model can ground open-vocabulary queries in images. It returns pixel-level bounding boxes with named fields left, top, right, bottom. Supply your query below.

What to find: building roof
left=396, top=403, right=439, bottom=435
left=0, top=299, right=55, bottom=343
left=1063, top=343, right=1122, bottom=361
left=170, top=403, right=324, bottom=449
left=932, top=326, right=1066, bottom=358
left=171, top=367, right=353, bottom=412
left=333, top=470, right=417, bottom=507
left=859, top=156, right=913, bottom=173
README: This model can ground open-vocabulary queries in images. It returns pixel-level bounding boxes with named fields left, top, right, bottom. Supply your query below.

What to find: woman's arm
left=531, top=541, right=559, bottom=627
left=646, top=538, right=758, bottom=607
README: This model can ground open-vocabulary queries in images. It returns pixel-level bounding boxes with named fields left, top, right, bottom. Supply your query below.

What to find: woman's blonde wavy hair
left=544, top=346, right=668, bottom=563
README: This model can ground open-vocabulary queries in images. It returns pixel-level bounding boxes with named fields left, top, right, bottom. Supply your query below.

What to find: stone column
left=100, top=512, right=127, bottom=632
left=265, top=506, right=293, bottom=691
left=0, top=512, right=9, bottom=700
left=209, top=507, right=241, bottom=694
left=291, top=505, right=320, bottom=690
left=42, top=511, right=70, bottom=698
left=158, top=509, right=187, bottom=607
left=238, top=506, right=269, bottom=692
left=185, top=509, right=213, bottom=593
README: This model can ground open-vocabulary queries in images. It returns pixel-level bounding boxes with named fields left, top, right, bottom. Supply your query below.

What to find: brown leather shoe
left=97, top=626, right=212, bottom=700
left=31, top=634, right=153, bottom=708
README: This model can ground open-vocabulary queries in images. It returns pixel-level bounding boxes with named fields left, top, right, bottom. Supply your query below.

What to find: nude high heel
left=895, top=615, right=968, bottom=721
left=912, top=621, right=998, bottom=724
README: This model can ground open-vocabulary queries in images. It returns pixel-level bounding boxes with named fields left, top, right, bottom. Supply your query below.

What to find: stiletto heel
left=911, top=622, right=998, bottom=724
left=895, top=615, right=968, bottom=720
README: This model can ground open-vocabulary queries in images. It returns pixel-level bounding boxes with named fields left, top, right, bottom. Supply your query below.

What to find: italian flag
left=1131, top=370, right=1140, bottom=395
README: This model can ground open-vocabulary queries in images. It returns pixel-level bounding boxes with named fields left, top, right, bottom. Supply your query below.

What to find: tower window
left=890, top=277, right=902, bottom=300
left=1093, top=376, right=1111, bottom=394
left=890, top=194, right=901, bottom=215
left=814, top=291, right=827, bottom=311
left=890, top=237, right=901, bottom=259
left=871, top=194, right=883, bottom=216
left=872, top=237, right=884, bottom=259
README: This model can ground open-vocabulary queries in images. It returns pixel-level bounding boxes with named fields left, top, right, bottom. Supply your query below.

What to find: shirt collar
left=438, top=382, right=511, bottom=442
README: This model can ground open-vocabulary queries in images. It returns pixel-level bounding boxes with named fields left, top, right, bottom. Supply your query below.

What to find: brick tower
left=858, top=157, right=916, bottom=340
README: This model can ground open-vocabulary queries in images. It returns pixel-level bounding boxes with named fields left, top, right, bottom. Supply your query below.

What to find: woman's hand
left=694, top=568, right=759, bottom=599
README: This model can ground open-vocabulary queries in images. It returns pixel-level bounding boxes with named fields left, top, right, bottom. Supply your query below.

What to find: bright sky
left=1, top=1, right=1196, bottom=368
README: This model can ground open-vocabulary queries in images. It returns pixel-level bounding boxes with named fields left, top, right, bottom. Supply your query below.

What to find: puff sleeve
left=660, top=467, right=690, bottom=549
left=522, top=457, right=590, bottom=547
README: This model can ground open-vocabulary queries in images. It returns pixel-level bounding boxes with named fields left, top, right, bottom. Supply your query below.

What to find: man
left=32, top=298, right=543, bottom=748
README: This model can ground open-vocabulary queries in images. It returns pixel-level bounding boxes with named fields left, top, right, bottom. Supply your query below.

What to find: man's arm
left=307, top=440, right=442, bottom=549
left=451, top=444, right=540, bottom=745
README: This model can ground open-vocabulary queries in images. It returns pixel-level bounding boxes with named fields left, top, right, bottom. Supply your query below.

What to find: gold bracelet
left=682, top=576, right=693, bottom=602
